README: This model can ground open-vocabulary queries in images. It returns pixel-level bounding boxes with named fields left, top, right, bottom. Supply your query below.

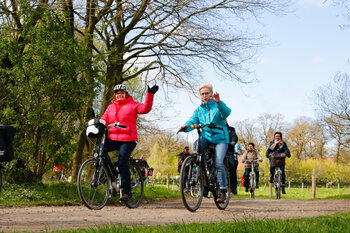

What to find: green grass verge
left=234, top=185, right=350, bottom=200
left=0, top=183, right=180, bottom=206
left=0, top=182, right=349, bottom=206
left=49, top=211, right=350, bottom=233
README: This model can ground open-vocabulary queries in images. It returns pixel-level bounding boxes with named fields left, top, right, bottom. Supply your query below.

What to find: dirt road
left=1, top=198, right=350, bottom=232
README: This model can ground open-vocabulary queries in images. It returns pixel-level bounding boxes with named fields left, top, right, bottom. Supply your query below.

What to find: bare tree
left=234, top=118, right=260, bottom=150
left=286, top=117, right=314, bottom=160
left=257, top=113, right=286, bottom=146
left=314, top=73, right=350, bottom=161
left=68, top=0, right=287, bottom=110
left=307, top=121, right=328, bottom=158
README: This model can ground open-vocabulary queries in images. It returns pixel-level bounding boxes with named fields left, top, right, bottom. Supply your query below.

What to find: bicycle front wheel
left=214, top=165, right=231, bottom=210
left=250, top=174, right=255, bottom=199
left=180, top=155, right=203, bottom=212
left=77, top=158, right=111, bottom=210
left=126, top=162, right=144, bottom=208
left=275, top=170, right=281, bottom=199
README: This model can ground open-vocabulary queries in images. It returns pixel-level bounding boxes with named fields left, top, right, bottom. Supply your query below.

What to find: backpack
left=0, top=125, right=15, bottom=162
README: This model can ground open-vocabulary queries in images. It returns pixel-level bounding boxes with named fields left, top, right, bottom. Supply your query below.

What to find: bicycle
left=77, top=120, right=144, bottom=210
left=133, top=158, right=154, bottom=187
left=51, top=165, right=68, bottom=182
left=244, top=160, right=258, bottom=199
left=270, top=152, right=286, bottom=199
left=178, top=124, right=231, bottom=212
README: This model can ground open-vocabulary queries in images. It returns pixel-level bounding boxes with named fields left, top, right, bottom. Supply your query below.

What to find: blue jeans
left=269, top=159, right=286, bottom=186
left=104, top=138, right=137, bottom=193
left=199, top=136, right=228, bottom=189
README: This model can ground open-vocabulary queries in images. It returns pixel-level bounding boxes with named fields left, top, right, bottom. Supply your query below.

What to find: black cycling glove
left=147, top=84, right=159, bottom=94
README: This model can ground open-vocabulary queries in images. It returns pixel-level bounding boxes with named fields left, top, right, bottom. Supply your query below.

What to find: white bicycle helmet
left=113, top=84, right=128, bottom=93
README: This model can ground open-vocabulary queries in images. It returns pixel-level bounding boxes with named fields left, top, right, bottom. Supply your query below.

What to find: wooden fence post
left=166, top=173, right=169, bottom=190
left=269, top=183, right=273, bottom=197
left=312, top=174, right=316, bottom=199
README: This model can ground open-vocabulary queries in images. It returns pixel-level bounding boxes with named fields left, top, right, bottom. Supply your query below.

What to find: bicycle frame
left=95, top=123, right=127, bottom=178
left=78, top=122, right=144, bottom=210
left=249, top=161, right=256, bottom=188
left=191, top=125, right=219, bottom=194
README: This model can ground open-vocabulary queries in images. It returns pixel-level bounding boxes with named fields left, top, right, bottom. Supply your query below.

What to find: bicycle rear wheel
left=214, top=165, right=231, bottom=210
left=77, top=158, right=110, bottom=210
left=125, top=162, right=144, bottom=208
left=180, top=155, right=203, bottom=212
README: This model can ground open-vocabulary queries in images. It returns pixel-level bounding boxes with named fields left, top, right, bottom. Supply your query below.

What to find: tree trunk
left=71, top=0, right=98, bottom=181
left=71, top=130, right=87, bottom=181
left=100, top=57, right=124, bottom=113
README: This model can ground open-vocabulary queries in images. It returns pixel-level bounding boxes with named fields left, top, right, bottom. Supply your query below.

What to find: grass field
left=0, top=182, right=349, bottom=206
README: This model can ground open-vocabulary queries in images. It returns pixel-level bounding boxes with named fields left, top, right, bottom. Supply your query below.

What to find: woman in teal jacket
left=178, top=83, right=231, bottom=203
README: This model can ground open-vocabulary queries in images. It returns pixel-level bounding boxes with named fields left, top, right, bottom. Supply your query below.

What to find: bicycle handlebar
left=269, top=152, right=286, bottom=158
left=107, top=123, right=127, bottom=129
left=243, top=159, right=260, bottom=163
left=177, top=123, right=223, bottom=134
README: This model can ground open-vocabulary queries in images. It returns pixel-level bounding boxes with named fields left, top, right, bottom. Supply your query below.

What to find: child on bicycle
left=266, top=132, right=291, bottom=194
left=101, top=84, right=158, bottom=201
left=241, top=142, right=262, bottom=192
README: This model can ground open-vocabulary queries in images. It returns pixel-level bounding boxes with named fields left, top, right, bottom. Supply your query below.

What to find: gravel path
left=1, top=198, right=350, bottom=232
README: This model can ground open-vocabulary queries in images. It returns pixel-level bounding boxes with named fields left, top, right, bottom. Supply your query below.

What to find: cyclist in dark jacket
left=266, top=132, right=291, bottom=194
left=226, top=123, right=240, bottom=194
left=177, top=146, right=191, bottom=173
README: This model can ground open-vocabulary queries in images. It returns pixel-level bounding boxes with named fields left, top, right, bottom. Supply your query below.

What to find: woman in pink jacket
left=101, top=84, right=159, bottom=201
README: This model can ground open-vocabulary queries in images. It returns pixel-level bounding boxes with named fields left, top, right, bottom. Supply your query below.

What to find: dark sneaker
left=120, top=193, right=131, bottom=202
left=245, top=187, right=249, bottom=192
left=282, top=187, right=286, bottom=194
left=231, top=188, right=237, bottom=195
left=256, top=185, right=259, bottom=189
left=217, top=193, right=226, bottom=203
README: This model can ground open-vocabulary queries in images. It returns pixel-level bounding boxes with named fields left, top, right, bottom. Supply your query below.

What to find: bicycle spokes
left=180, top=156, right=203, bottom=212
left=77, top=159, right=110, bottom=210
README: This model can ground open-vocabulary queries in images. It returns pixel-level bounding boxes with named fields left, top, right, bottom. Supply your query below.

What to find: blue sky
left=158, top=0, right=350, bottom=131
